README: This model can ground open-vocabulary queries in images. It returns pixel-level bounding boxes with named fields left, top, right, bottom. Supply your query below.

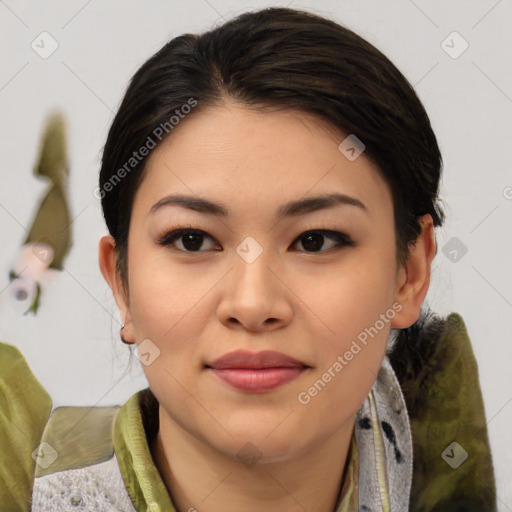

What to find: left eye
left=157, top=229, right=354, bottom=253
left=292, top=230, right=355, bottom=252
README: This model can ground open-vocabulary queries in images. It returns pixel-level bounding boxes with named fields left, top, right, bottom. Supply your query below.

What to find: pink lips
left=206, top=350, right=309, bottom=392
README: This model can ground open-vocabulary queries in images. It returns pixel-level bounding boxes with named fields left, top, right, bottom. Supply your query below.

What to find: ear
left=98, top=235, right=134, bottom=343
left=391, top=214, right=437, bottom=329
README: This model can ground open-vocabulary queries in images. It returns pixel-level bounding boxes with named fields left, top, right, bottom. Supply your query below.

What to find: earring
left=120, top=323, right=131, bottom=345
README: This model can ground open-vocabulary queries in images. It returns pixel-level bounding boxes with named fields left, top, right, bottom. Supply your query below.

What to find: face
left=109, top=102, right=417, bottom=463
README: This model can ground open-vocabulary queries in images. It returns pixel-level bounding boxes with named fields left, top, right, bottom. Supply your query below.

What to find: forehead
left=133, top=103, right=393, bottom=222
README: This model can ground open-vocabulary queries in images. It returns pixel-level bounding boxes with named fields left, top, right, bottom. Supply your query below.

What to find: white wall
left=1, top=0, right=510, bottom=506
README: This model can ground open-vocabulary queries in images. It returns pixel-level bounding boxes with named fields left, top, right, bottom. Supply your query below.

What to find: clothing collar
left=113, top=354, right=412, bottom=511
left=113, top=388, right=175, bottom=511
left=353, top=356, right=413, bottom=511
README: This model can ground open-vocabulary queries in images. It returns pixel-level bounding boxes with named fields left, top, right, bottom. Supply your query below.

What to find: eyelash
left=156, top=224, right=356, bottom=254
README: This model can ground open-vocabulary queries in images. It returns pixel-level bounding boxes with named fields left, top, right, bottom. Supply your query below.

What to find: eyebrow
left=149, top=192, right=368, bottom=219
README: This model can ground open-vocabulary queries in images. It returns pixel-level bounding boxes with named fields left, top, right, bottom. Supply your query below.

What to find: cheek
left=303, top=249, right=397, bottom=342
left=298, top=248, right=397, bottom=401
left=126, top=249, right=216, bottom=393
left=297, top=300, right=394, bottom=432
left=127, top=240, right=211, bottom=338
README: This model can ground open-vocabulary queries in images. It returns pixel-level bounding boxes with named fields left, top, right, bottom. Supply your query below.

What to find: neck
left=151, top=406, right=355, bottom=512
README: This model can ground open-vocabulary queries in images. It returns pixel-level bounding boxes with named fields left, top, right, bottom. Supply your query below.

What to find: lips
left=205, top=350, right=310, bottom=392
left=206, top=349, right=309, bottom=370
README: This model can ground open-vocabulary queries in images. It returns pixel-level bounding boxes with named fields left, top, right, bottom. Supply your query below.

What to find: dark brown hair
left=99, top=6, right=444, bottom=299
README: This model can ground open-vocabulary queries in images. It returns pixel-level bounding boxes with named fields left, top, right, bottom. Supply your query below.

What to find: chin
left=214, top=428, right=311, bottom=466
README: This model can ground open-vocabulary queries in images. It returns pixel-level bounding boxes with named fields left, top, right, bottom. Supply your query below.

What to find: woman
left=0, top=6, right=496, bottom=511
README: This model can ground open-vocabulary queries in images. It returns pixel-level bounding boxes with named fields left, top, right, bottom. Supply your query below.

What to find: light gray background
left=1, top=0, right=511, bottom=507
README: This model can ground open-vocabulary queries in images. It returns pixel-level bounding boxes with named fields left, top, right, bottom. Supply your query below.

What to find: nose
left=217, top=247, right=293, bottom=333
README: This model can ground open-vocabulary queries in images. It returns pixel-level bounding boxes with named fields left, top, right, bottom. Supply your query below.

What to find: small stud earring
left=120, top=323, right=132, bottom=345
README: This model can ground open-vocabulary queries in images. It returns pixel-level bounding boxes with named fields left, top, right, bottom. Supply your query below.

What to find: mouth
left=205, top=350, right=311, bottom=392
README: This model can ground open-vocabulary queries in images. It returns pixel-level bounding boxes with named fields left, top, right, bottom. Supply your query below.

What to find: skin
left=99, top=100, right=436, bottom=512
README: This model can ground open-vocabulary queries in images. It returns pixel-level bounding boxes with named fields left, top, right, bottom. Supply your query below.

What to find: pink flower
left=12, top=242, right=54, bottom=281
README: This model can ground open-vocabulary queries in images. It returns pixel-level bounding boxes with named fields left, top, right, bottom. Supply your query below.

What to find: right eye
left=157, top=228, right=220, bottom=252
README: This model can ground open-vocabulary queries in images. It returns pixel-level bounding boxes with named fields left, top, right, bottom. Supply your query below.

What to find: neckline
left=114, top=387, right=361, bottom=512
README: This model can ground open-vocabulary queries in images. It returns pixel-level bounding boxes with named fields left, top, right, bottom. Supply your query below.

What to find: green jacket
left=0, top=311, right=497, bottom=511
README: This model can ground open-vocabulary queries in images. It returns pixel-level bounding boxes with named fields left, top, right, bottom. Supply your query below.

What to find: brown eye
left=157, top=228, right=355, bottom=254
left=158, top=229, right=218, bottom=252
left=292, top=230, right=355, bottom=253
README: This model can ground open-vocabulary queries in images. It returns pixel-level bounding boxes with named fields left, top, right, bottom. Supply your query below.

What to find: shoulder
left=30, top=403, right=137, bottom=512
left=33, top=404, right=120, bottom=478
left=0, top=341, right=52, bottom=511
left=388, top=310, right=497, bottom=511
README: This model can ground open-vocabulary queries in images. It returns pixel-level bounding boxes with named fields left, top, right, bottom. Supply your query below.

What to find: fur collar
left=388, top=307, right=497, bottom=511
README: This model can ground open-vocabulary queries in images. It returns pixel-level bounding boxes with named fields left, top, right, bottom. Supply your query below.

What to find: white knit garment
left=31, top=454, right=136, bottom=512
left=31, top=352, right=412, bottom=511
